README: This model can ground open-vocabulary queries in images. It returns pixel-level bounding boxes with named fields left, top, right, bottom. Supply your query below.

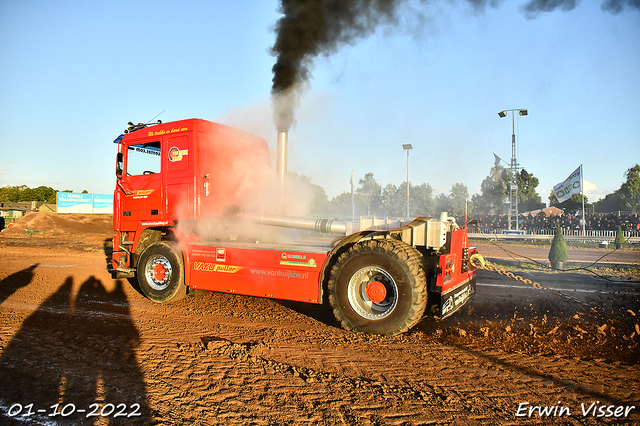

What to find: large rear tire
left=137, top=241, right=187, bottom=303
left=327, top=238, right=427, bottom=335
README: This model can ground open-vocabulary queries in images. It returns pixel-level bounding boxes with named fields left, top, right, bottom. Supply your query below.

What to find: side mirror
left=116, top=152, right=123, bottom=179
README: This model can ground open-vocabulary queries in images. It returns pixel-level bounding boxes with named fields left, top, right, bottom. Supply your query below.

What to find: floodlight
left=498, top=111, right=507, bottom=118
left=402, top=144, right=413, bottom=217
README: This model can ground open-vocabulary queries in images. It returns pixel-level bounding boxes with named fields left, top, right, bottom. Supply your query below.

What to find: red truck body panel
left=432, top=228, right=477, bottom=318
left=187, top=244, right=329, bottom=303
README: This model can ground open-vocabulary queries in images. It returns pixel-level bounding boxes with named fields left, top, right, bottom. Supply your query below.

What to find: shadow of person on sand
left=0, top=276, right=151, bottom=425
left=0, top=264, right=39, bottom=305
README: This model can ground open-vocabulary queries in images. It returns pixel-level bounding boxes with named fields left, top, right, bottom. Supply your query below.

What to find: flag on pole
left=553, top=166, right=582, bottom=203
left=493, top=153, right=501, bottom=167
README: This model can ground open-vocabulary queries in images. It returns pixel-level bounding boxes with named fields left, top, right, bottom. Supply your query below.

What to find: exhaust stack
left=276, top=131, right=288, bottom=186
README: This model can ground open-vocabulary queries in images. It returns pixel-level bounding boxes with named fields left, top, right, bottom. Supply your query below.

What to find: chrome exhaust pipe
left=276, top=131, right=288, bottom=186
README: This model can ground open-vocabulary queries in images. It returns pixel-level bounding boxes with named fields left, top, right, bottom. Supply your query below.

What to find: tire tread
left=327, top=238, right=427, bottom=335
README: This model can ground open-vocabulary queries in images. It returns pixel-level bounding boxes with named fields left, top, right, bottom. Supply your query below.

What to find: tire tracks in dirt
left=1, top=240, right=638, bottom=425
left=131, top=299, right=639, bottom=425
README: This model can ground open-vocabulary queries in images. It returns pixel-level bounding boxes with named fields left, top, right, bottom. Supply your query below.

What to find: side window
left=126, top=142, right=161, bottom=176
left=116, top=152, right=123, bottom=178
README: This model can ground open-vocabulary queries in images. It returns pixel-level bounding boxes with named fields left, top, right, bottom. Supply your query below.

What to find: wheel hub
left=366, top=281, right=387, bottom=303
left=145, top=254, right=173, bottom=291
left=153, top=263, right=167, bottom=282
left=347, top=266, right=398, bottom=320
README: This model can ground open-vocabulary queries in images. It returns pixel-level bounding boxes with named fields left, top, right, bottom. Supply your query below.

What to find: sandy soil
left=0, top=212, right=638, bottom=425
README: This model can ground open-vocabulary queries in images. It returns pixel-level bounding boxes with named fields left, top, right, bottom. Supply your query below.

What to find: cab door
left=163, top=135, right=194, bottom=219
left=118, top=140, right=163, bottom=230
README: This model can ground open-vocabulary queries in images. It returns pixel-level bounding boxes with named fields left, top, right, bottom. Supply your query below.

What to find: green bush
left=548, top=223, right=568, bottom=263
left=615, top=225, right=626, bottom=249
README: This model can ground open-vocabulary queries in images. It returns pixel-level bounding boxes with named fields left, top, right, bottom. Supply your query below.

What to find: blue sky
left=1, top=0, right=638, bottom=206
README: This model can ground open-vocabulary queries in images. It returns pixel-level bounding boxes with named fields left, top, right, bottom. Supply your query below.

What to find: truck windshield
left=126, top=142, right=161, bottom=176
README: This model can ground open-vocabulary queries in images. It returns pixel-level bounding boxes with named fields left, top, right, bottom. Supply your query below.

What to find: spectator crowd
left=472, top=212, right=640, bottom=236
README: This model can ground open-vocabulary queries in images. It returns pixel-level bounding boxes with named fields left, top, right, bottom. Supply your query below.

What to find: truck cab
left=111, top=119, right=476, bottom=336
left=112, top=119, right=270, bottom=275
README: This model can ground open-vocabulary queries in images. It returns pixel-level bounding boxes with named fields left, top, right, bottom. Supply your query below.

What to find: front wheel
left=327, top=238, right=427, bottom=335
left=137, top=241, right=187, bottom=303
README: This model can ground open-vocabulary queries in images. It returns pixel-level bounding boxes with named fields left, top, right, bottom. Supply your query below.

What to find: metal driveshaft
left=251, top=214, right=348, bottom=235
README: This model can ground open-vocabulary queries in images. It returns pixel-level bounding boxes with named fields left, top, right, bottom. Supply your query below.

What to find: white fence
left=469, top=228, right=640, bottom=243
left=525, top=228, right=639, bottom=238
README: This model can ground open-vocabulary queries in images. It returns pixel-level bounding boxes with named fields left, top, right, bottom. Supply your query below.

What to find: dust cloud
left=172, top=115, right=315, bottom=244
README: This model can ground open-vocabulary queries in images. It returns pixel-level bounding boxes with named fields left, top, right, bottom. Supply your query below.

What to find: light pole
left=403, top=144, right=413, bottom=218
left=498, top=108, right=527, bottom=231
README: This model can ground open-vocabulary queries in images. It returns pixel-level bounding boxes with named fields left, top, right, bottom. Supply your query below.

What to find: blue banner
left=92, top=194, right=114, bottom=213
left=57, top=193, right=113, bottom=214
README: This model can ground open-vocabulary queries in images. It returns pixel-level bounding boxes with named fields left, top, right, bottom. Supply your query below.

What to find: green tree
left=356, top=173, right=381, bottom=215
left=380, top=182, right=434, bottom=218
left=33, top=186, right=58, bottom=203
left=287, top=172, right=329, bottom=214
left=327, top=191, right=365, bottom=216
left=549, top=223, right=568, bottom=268
left=380, top=183, right=403, bottom=217
left=549, top=192, right=588, bottom=211
left=593, top=164, right=640, bottom=213
left=472, top=166, right=543, bottom=214
left=593, top=192, right=623, bottom=213
left=619, top=164, right=640, bottom=213
left=0, top=185, right=26, bottom=202
left=0, top=185, right=57, bottom=203
left=18, top=188, right=36, bottom=201
left=472, top=165, right=507, bottom=215
left=614, top=225, right=626, bottom=249
left=448, top=182, right=471, bottom=219
left=517, top=169, right=544, bottom=212
left=434, top=193, right=451, bottom=216
left=411, top=183, right=434, bottom=217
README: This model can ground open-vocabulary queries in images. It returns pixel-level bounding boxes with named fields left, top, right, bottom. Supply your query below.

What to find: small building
left=0, top=201, right=52, bottom=220
left=520, top=206, right=563, bottom=217
left=39, top=203, right=56, bottom=213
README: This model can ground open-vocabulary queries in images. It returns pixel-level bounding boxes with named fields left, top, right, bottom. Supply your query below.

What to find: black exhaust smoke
left=268, top=0, right=637, bottom=132
left=270, top=0, right=401, bottom=132
left=523, top=0, right=638, bottom=18
left=267, top=0, right=637, bottom=188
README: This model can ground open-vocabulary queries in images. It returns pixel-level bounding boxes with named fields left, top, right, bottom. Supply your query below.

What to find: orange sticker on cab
left=128, top=189, right=155, bottom=198
left=169, top=146, right=188, bottom=162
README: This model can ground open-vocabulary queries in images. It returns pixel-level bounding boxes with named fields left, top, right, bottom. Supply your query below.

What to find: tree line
left=299, top=163, right=640, bottom=220
left=3, top=163, right=638, bottom=220
left=0, top=186, right=86, bottom=204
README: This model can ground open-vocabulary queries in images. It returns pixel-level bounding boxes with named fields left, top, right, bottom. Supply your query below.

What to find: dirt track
left=0, top=213, right=639, bottom=425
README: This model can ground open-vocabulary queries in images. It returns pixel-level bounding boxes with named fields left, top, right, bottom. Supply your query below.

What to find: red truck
left=110, top=118, right=476, bottom=335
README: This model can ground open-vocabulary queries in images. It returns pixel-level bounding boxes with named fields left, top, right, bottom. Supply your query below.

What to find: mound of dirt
left=0, top=211, right=113, bottom=237
left=432, top=307, right=640, bottom=364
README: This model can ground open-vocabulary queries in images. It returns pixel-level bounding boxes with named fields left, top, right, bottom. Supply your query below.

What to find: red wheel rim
left=153, top=263, right=166, bottom=282
left=366, top=281, right=387, bottom=303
